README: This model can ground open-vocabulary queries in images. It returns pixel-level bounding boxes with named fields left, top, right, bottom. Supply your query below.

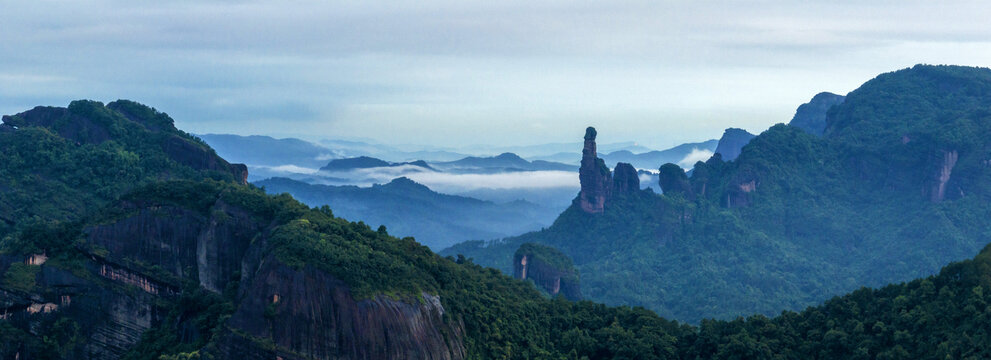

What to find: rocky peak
left=578, top=127, right=612, bottom=213
left=714, top=128, right=756, bottom=161
left=789, top=92, right=846, bottom=136
left=658, top=163, right=694, bottom=199
left=612, top=162, right=640, bottom=193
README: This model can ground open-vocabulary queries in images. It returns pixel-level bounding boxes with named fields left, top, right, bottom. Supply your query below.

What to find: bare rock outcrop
left=578, top=127, right=612, bottom=213
left=929, top=149, right=959, bottom=203
left=512, top=243, right=582, bottom=301
left=220, top=257, right=465, bottom=360
left=612, top=162, right=640, bottom=194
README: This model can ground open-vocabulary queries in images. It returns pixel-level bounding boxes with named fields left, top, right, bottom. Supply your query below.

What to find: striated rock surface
left=220, top=256, right=465, bottom=360
left=513, top=243, right=581, bottom=300
left=612, top=162, right=640, bottom=193
left=713, top=128, right=756, bottom=161
left=87, top=198, right=260, bottom=292
left=578, top=127, right=612, bottom=213
left=789, top=92, right=846, bottom=136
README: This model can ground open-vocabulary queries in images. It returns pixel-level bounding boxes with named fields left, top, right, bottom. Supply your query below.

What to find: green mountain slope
left=443, top=65, right=991, bottom=323
left=0, top=100, right=246, bottom=238
left=4, top=71, right=991, bottom=359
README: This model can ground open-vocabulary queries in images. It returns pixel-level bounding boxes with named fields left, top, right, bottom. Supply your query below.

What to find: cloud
left=677, top=148, right=714, bottom=168
left=319, top=164, right=579, bottom=192
left=5, top=2, right=991, bottom=147
left=252, top=164, right=320, bottom=175
left=408, top=171, right=579, bottom=193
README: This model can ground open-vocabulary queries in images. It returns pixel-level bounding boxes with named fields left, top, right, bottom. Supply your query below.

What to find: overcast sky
left=4, top=1, right=991, bottom=149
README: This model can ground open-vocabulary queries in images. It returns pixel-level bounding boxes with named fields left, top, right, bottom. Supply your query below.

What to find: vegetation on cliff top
left=444, top=64, right=991, bottom=323
left=5, top=65, right=991, bottom=358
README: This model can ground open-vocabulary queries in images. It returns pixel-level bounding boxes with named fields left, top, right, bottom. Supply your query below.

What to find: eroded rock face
left=87, top=199, right=260, bottom=292
left=221, top=257, right=465, bottom=360
left=0, top=255, right=167, bottom=359
left=513, top=245, right=582, bottom=301
left=613, top=163, right=640, bottom=194
left=929, top=149, right=959, bottom=203
left=579, top=127, right=612, bottom=213
left=2, top=106, right=111, bottom=144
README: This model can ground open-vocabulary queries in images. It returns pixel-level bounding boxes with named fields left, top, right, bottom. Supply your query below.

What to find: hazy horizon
left=5, top=1, right=991, bottom=149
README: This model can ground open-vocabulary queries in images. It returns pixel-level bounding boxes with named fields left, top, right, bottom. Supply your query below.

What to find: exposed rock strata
left=221, top=257, right=465, bottom=360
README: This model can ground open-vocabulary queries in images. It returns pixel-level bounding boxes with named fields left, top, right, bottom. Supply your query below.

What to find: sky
left=4, top=1, right=991, bottom=150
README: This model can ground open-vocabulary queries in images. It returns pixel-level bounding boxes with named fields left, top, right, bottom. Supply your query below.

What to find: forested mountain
left=255, top=177, right=557, bottom=250
left=443, top=65, right=991, bottom=323
left=788, top=92, right=846, bottom=136
left=5, top=66, right=991, bottom=359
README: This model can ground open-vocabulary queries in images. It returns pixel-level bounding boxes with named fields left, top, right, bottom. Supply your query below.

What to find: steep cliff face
left=658, top=163, right=693, bottom=199
left=578, top=127, right=612, bottom=213
left=612, top=162, right=640, bottom=194
left=0, top=254, right=170, bottom=359
left=713, top=128, right=756, bottom=161
left=928, top=149, right=959, bottom=203
left=220, top=256, right=465, bottom=360
left=512, top=243, right=581, bottom=300
left=789, top=92, right=846, bottom=136
left=86, top=198, right=258, bottom=290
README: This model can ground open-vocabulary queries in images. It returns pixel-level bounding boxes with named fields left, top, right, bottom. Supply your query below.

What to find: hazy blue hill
left=443, top=65, right=991, bottom=323
left=197, top=133, right=333, bottom=168
left=788, top=92, right=846, bottom=136
left=601, top=139, right=718, bottom=169
left=255, top=176, right=557, bottom=250
left=434, top=152, right=577, bottom=172
left=319, top=156, right=433, bottom=172
left=320, top=156, right=392, bottom=170
left=712, top=128, right=755, bottom=161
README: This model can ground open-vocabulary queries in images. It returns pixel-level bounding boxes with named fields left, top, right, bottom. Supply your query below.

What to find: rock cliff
left=612, top=162, right=640, bottom=194
left=578, top=127, right=612, bottom=213
left=512, top=243, right=581, bottom=300
left=220, top=256, right=465, bottom=360
left=658, top=163, right=693, bottom=199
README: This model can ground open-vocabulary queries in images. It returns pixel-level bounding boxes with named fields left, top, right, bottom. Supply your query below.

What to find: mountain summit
left=445, top=65, right=991, bottom=322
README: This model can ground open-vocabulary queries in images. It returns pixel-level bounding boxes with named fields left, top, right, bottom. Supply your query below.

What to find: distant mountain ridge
left=320, top=156, right=434, bottom=172
left=444, top=65, right=991, bottom=323
left=196, top=133, right=334, bottom=168
left=433, top=152, right=577, bottom=173
left=255, top=176, right=558, bottom=250
left=713, top=128, right=756, bottom=161
left=600, top=139, right=719, bottom=169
